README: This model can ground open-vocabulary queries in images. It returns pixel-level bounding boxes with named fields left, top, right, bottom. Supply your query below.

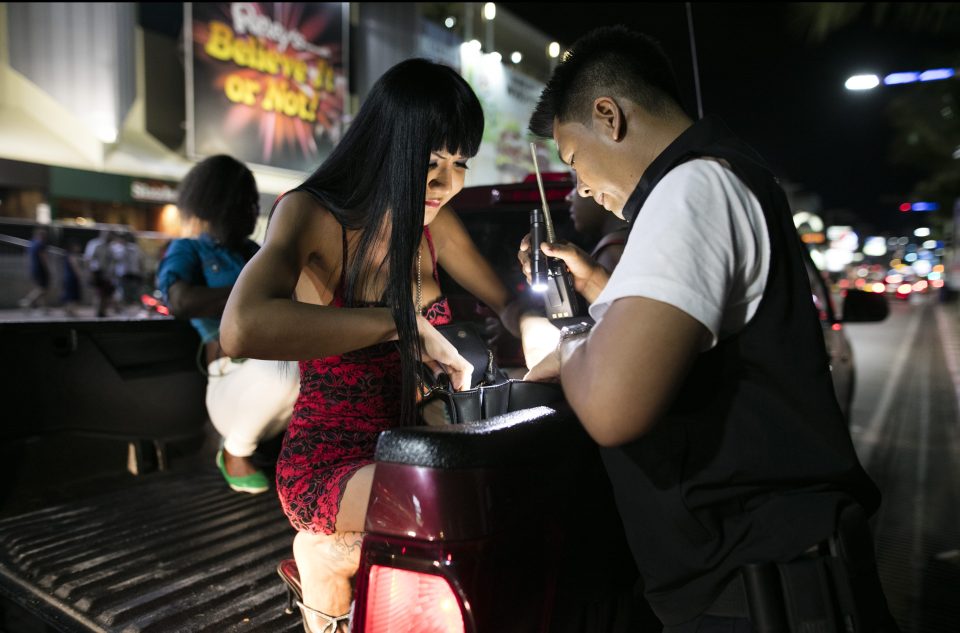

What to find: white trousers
left=205, top=358, right=300, bottom=457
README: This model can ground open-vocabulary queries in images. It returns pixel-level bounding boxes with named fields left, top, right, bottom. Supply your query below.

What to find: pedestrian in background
left=61, top=240, right=83, bottom=317
left=18, top=227, right=50, bottom=310
left=84, top=230, right=117, bottom=317
left=118, top=232, right=145, bottom=311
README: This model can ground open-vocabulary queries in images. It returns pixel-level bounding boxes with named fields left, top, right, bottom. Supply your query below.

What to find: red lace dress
left=276, top=226, right=452, bottom=534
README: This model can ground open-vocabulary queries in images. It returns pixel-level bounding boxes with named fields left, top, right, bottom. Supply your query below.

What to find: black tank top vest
left=604, top=115, right=880, bottom=626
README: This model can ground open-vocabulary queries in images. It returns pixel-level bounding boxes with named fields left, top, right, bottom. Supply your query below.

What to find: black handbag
left=423, top=321, right=563, bottom=425
left=434, top=321, right=507, bottom=388
left=421, top=377, right=565, bottom=425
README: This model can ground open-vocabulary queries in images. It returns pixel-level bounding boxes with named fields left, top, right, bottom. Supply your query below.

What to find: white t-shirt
left=589, top=159, right=770, bottom=350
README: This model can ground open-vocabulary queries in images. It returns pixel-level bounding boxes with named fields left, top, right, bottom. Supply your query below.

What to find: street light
left=845, top=74, right=880, bottom=91
left=482, top=3, right=495, bottom=55
left=845, top=67, right=956, bottom=91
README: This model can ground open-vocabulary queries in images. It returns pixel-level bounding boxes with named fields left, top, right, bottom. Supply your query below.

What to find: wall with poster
left=185, top=2, right=348, bottom=174
left=457, top=45, right=567, bottom=186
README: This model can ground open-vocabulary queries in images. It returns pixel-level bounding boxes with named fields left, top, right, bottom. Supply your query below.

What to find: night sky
left=501, top=3, right=959, bottom=234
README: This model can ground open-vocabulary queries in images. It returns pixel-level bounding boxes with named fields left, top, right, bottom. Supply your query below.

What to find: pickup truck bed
left=0, top=318, right=302, bottom=632
left=0, top=467, right=299, bottom=633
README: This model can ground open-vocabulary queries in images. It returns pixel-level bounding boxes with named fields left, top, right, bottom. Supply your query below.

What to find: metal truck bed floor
left=0, top=469, right=301, bottom=633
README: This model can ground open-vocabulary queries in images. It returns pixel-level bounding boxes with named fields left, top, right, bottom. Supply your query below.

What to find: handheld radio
left=528, top=142, right=581, bottom=321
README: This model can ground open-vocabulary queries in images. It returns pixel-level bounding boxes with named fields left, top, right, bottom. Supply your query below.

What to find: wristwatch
left=557, top=321, right=594, bottom=347
left=556, top=321, right=593, bottom=371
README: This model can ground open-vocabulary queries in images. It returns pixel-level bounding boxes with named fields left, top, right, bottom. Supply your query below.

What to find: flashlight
left=528, top=142, right=581, bottom=321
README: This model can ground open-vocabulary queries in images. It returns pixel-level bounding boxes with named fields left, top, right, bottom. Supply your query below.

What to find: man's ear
left=592, top=97, right=625, bottom=142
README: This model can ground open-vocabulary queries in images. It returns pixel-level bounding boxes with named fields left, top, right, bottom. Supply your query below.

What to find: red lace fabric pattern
left=276, top=228, right=451, bottom=534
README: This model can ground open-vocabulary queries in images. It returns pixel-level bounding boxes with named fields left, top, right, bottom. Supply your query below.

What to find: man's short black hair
left=529, top=26, right=684, bottom=138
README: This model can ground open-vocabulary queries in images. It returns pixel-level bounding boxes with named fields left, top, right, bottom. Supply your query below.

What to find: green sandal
left=216, top=449, right=269, bottom=494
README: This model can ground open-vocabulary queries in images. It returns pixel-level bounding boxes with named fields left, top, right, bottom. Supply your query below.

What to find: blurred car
left=882, top=270, right=931, bottom=301
left=805, top=250, right=887, bottom=420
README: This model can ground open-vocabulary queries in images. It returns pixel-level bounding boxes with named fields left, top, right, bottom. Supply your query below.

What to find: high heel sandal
left=296, top=600, right=350, bottom=633
left=277, top=559, right=351, bottom=633
left=277, top=559, right=303, bottom=614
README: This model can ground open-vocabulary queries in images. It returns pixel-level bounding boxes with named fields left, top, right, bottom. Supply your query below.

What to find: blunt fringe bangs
left=294, top=58, right=484, bottom=428
left=529, top=26, right=683, bottom=138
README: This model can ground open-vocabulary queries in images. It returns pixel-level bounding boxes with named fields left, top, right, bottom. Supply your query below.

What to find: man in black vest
left=521, top=26, right=898, bottom=633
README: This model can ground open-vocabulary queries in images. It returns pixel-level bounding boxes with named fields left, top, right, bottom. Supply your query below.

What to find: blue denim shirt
left=156, top=233, right=259, bottom=343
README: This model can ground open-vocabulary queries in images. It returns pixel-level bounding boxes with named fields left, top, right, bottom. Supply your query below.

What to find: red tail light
left=364, top=565, right=465, bottom=633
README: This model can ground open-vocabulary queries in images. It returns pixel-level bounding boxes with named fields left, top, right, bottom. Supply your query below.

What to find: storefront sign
left=458, top=45, right=566, bottom=186
left=186, top=2, right=348, bottom=173
left=131, top=181, right=178, bottom=203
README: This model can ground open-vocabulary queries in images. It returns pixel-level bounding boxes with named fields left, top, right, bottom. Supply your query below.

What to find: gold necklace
left=416, top=243, right=422, bottom=315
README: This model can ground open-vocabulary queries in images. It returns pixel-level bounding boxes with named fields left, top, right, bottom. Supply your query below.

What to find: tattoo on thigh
left=330, top=532, right=362, bottom=563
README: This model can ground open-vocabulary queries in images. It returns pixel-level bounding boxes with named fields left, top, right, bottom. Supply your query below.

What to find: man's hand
left=517, top=235, right=611, bottom=304
left=523, top=348, right=561, bottom=382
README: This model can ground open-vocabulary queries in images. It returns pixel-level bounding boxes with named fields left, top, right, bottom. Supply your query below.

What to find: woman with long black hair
left=221, top=59, right=517, bottom=632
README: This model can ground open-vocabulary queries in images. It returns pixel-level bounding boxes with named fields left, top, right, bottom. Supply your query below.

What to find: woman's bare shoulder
left=428, top=205, right=470, bottom=247
left=271, top=190, right=331, bottom=225
left=268, top=191, right=341, bottom=245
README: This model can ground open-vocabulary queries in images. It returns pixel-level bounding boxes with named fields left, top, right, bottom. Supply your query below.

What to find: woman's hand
left=523, top=348, right=561, bottom=382
left=498, top=294, right=538, bottom=340
left=482, top=316, right=503, bottom=346
left=417, top=316, right=474, bottom=391
left=517, top=235, right=610, bottom=305
left=519, top=313, right=561, bottom=370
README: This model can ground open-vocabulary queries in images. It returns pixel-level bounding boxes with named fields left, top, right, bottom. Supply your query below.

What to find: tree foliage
left=793, top=3, right=960, bottom=42
left=794, top=3, right=960, bottom=203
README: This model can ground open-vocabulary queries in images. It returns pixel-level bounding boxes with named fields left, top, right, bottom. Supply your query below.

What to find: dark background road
left=844, top=296, right=960, bottom=633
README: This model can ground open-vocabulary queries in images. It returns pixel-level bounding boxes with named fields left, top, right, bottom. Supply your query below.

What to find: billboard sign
left=186, top=2, right=348, bottom=173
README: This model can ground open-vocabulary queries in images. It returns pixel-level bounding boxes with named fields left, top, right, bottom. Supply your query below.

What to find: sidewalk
left=934, top=298, right=960, bottom=415
left=0, top=304, right=169, bottom=322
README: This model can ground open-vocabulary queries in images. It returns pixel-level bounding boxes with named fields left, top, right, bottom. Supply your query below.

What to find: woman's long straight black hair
left=296, top=58, right=484, bottom=427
